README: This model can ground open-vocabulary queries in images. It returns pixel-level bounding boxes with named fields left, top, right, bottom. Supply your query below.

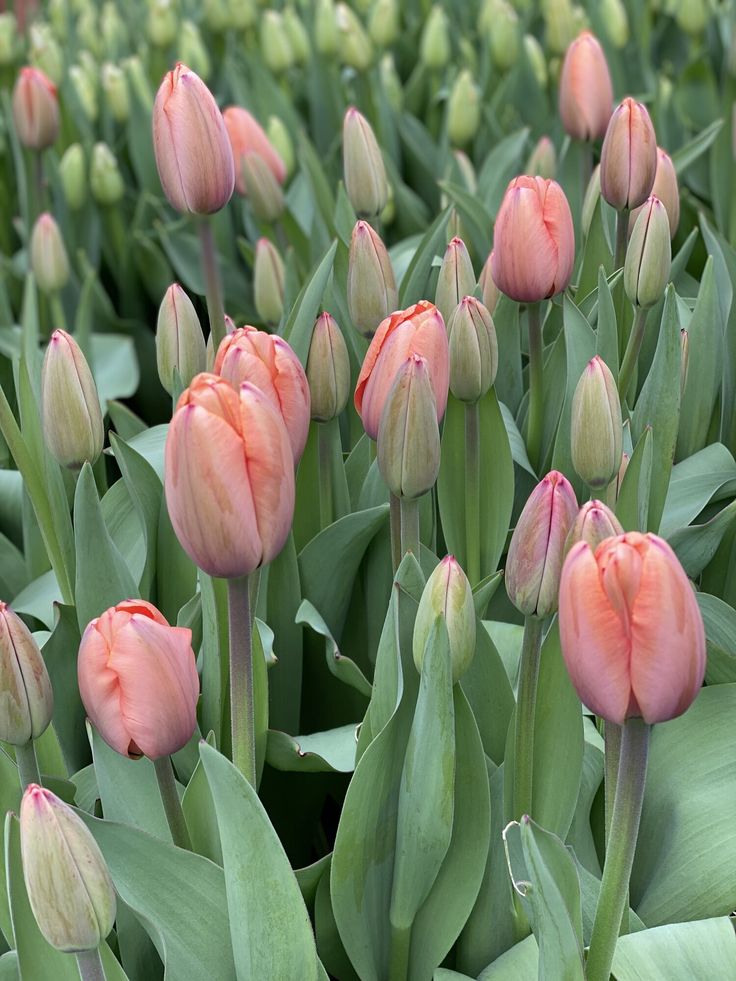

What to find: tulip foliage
left=1, top=2, right=736, bottom=980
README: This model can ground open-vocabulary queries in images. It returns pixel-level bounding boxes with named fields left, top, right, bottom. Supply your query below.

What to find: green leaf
left=42, top=604, right=87, bottom=773
left=668, top=499, right=736, bottom=578
left=615, top=427, right=653, bottom=533
left=611, top=918, right=736, bottom=980
left=181, top=733, right=222, bottom=865
left=500, top=402, right=535, bottom=477
left=493, top=297, right=523, bottom=415
left=266, top=725, right=357, bottom=773
left=437, top=180, right=493, bottom=260
left=296, top=599, right=372, bottom=697
left=265, top=531, right=303, bottom=733
left=199, top=742, right=322, bottom=981
left=477, top=127, right=530, bottom=216
left=399, top=208, right=451, bottom=306
left=282, top=240, right=338, bottom=366
left=91, top=334, right=140, bottom=406
left=595, top=267, right=620, bottom=377
left=477, top=935, right=539, bottom=979
left=460, top=620, right=514, bottom=766
left=659, top=443, right=736, bottom=537
left=577, top=208, right=614, bottom=304
left=110, top=433, right=163, bottom=596
left=697, top=592, right=736, bottom=684
left=671, top=118, right=724, bottom=175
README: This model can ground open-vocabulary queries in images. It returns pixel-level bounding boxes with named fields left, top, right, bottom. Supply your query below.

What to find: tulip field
left=2, top=0, right=736, bottom=979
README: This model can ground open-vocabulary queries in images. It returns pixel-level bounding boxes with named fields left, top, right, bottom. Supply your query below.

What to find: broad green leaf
left=615, top=426, right=652, bottom=532
left=500, top=402, right=535, bottom=477
left=42, top=604, right=87, bottom=773
left=668, top=499, right=736, bottom=578
left=671, top=118, right=724, bottom=175
left=296, top=599, right=372, bottom=697
left=478, top=935, right=539, bottom=979
left=315, top=864, right=361, bottom=981
left=659, top=443, right=736, bottom=537
left=611, top=918, right=736, bottom=980
left=91, top=334, right=140, bottom=406
left=595, top=266, right=620, bottom=377
left=399, top=208, right=451, bottom=306
left=697, top=592, right=736, bottom=684
left=460, top=619, right=514, bottom=766
left=282, top=240, right=338, bottom=365
left=477, top=128, right=530, bottom=216
left=493, top=297, right=523, bottom=415
left=181, top=732, right=222, bottom=865
left=110, top=433, right=162, bottom=596
left=266, top=725, right=357, bottom=773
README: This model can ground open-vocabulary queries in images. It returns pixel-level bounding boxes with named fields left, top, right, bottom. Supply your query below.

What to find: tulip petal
left=78, top=624, right=133, bottom=757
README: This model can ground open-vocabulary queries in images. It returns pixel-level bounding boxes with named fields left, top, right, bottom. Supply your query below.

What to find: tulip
left=283, top=5, right=310, bottom=65
left=600, top=97, right=657, bottom=211
left=214, top=327, right=310, bottom=462
left=100, top=62, right=129, bottom=123
left=59, top=143, right=87, bottom=211
left=624, top=196, right=671, bottom=308
left=491, top=176, right=575, bottom=303
left=29, top=213, right=69, bottom=295
left=559, top=533, right=706, bottom=724
left=435, top=237, right=476, bottom=326
left=314, top=0, right=338, bottom=56
left=12, top=66, right=59, bottom=149
left=355, top=300, right=449, bottom=441
left=0, top=603, right=53, bottom=746
left=420, top=6, right=450, bottom=69
left=223, top=106, right=286, bottom=198
left=629, top=148, right=679, bottom=238
left=479, top=252, right=500, bottom=314
left=253, top=238, right=285, bottom=326
left=447, top=297, right=498, bottom=403
left=147, top=0, right=177, bottom=47
left=42, top=330, right=104, bottom=470
left=78, top=599, right=199, bottom=759
left=600, top=0, right=629, bottom=48
left=152, top=63, right=234, bottom=215
left=571, top=355, right=623, bottom=489
left=69, top=64, right=98, bottom=124
left=380, top=53, right=403, bottom=111
left=487, top=0, right=520, bottom=73
left=266, top=115, right=294, bottom=178
left=347, top=220, right=398, bottom=337
left=28, top=25, right=63, bottom=86
left=543, top=0, right=577, bottom=56
left=523, top=34, right=548, bottom=89
left=368, top=0, right=399, bottom=47
left=89, top=142, right=124, bottom=206
left=558, top=32, right=613, bottom=142
left=0, top=13, right=16, bottom=66
left=526, top=136, right=557, bottom=179
left=342, top=107, right=388, bottom=218
left=506, top=470, right=578, bottom=618
left=20, top=785, right=116, bottom=952
left=564, top=500, right=624, bottom=556
left=413, top=556, right=476, bottom=682
left=307, top=313, right=351, bottom=422
left=447, top=70, right=480, bottom=147
left=335, top=3, right=373, bottom=72
left=260, top=10, right=295, bottom=74
left=156, top=284, right=206, bottom=396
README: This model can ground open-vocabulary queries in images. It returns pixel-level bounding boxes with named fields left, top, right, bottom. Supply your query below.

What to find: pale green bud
left=0, top=604, right=53, bottom=745
left=571, top=355, right=623, bottom=489
left=435, top=237, right=475, bottom=325
left=347, top=220, right=397, bottom=337
left=600, top=0, right=629, bottom=48
left=59, top=144, right=87, bottom=211
left=266, top=116, right=295, bottom=177
left=228, top=0, right=257, bottom=30
left=479, top=252, right=499, bottom=314
left=240, top=152, right=285, bottom=222
left=284, top=6, right=310, bottom=65
left=413, top=556, right=475, bottom=682
left=147, top=0, right=178, bottom=47
left=369, top=0, right=400, bottom=47
left=203, top=0, right=230, bottom=32
left=156, top=284, right=206, bottom=395
left=29, top=24, right=64, bottom=84
left=42, top=330, right=104, bottom=470
left=69, top=64, right=98, bottom=122
left=314, top=0, right=339, bottom=56
left=343, top=107, right=388, bottom=218
left=526, top=136, right=556, bottom=179
left=306, top=313, right=351, bottom=421
left=77, top=10, right=102, bottom=57
left=180, top=21, right=211, bottom=80
left=420, top=6, right=450, bottom=69
left=447, top=296, right=498, bottom=403
left=123, top=55, right=153, bottom=108
left=523, top=33, right=548, bottom=88
left=380, top=54, right=403, bottom=112
left=101, top=63, right=130, bottom=122
left=675, top=0, right=709, bottom=36
left=624, top=196, right=671, bottom=308
left=336, top=3, right=373, bottom=71
left=0, top=13, right=17, bottom=66
left=30, top=213, right=70, bottom=295
left=100, top=2, right=129, bottom=58
left=543, top=0, right=577, bottom=56
left=447, top=70, right=480, bottom=147
left=90, top=142, right=124, bottom=206
left=261, top=11, right=295, bottom=73
left=254, top=238, right=285, bottom=325
left=488, top=1, right=520, bottom=72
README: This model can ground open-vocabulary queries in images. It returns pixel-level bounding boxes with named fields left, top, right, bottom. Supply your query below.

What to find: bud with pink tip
left=629, top=147, right=679, bottom=238
left=435, top=237, right=475, bottom=325
left=413, top=556, right=476, bottom=682
left=558, top=32, right=613, bottom=142
left=12, top=66, right=59, bottom=149
left=571, top=355, right=623, bottom=489
left=525, top=136, right=557, bottom=179
left=223, top=106, right=286, bottom=197
left=564, top=500, right=624, bottom=557
left=29, top=212, right=69, bottom=295
left=600, top=97, right=657, bottom=211
left=342, top=106, right=388, bottom=218
left=156, top=284, right=206, bottom=395
left=41, top=330, right=104, bottom=470
left=347, top=220, right=398, bottom=337
left=307, top=313, right=351, bottom=422
left=0, top=603, right=53, bottom=746
left=479, top=251, right=500, bottom=314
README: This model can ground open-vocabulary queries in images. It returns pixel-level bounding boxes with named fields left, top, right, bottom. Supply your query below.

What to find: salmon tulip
left=354, top=300, right=449, bottom=440
left=165, top=373, right=295, bottom=577
left=559, top=533, right=706, bottom=724
left=491, top=176, right=575, bottom=303
left=224, top=106, right=286, bottom=197
left=629, top=147, right=680, bottom=238
left=12, top=66, right=59, bottom=149
left=78, top=599, right=199, bottom=760
left=558, top=32, right=613, bottom=142
left=600, top=97, right=657, bottom=211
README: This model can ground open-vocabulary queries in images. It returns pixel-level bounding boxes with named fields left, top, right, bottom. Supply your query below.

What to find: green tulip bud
left=29, top=24, right=64, bottom=84
left=523, top=33, right=548, bottom=88
left=413, top=556, right=476, bottom=682
left=100, top=2, right=128, bottom=58
left=306, top=313, right=351, bottom=421
left=526, top=136, right=556, bottom=179
left=261, top=10, right=295, bottom=73
left=379, top=53, right=403, bottom=111
left=156, top=284, right=206, bottom=395
left=479, top=251, right=500, bottom=314
left=253, top=238, right=285, bottom=325
left=420, top=6, right=450, bottom=69
left=314, top=0, right=338, bottom=56
left=123, top=55, right=153, bottom=107
left=543, top=0, right=577, bottom=56
left=600, top=0, right=629, bottom=47
left=0, top=13, right=17, bottom=66
left=624, top=196, right=671, bottom=308
left=69, top=64, right=98, bottom=122
left=147, top=0, right=178, bottom=47
left=447, top=297, right=498, bottom=403
left=488, top=0, right=520, bottom=72
left=240, top=152, right=284, bottom=222
left=59, top=144, right=87, bottom=211
left=0, top=604, right=53, bottom=746
left=42, top=330, right=104, bottom=470
left=369, top=0, right=400, bottom=47
left=336, top=3, right=373, bottom=71
left=30, top=213, right=70, bottom=295
left=435, top=237, right=475, bottom=325
left=447, top=70, right=480, bottom=147
left=284, top=6, right=310, bottom=65
left=675, top=0, right=708, bottom=36
left=180, top=20, right=211, bottom=80
left=266, top=116, right=295, bottom=177
left=100, top=63, right=129, bottom=122
left=228, top=0, right=257, bottom=30
left=564, top=499, right=624, bottom=557
left=347, top=220, right=397, bottom=337
left=571, top=355, right=623, bottom=489
left=203, top=0, right=230, bottom=32
left=77, top=10, right=102, bottom=58
left=343, top=107, right=388, bottom=218
left=90, top=142, right=124, bottom=206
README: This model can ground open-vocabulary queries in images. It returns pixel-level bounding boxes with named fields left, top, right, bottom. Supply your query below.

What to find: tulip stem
left=526, top=303, right=543, bottom=473
left=399, top=497, right=420, bottom=562
left=464, top=401, right=481, bottom=586
left=317, top=422, right=333, bottom=530
left=198, top=218, right=226, bottom=352
left=614, top=210, right=628, bottom=271
left=227, top=574, right=257, bottom=787
left=512, top=615, right=545, bottom=820
left=48, top=293, right=68, bottom=336
left=586, top=717, right=650, bottom=981
left=153, top=756, right=192, bottom=851
left=604, top=720, right=622, bottom=846
left=388, top=922, right=411, bottom=981
left=390, top=493, right=402, bottom=573
left=76, top=948, right=106, bottom=981
left=617, top=307, right=648, bottom=403
left=15, top=741, right=41, bottom=790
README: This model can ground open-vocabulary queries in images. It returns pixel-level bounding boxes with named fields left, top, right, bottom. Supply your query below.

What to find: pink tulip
left=355, top=300, right=449, bottom=440
left=600, top=97, right=657, bottom=211
left=165, top=373, right=295, bottom=578
left=491, top=177, right=575, bottom=303
left=629, top=147, right=680, bottom=238
left=558, top=32, right=613, bottom=142
left=223, top=106, right=286, bottom=197
left=213, top=327, right=310, bottom=463
left=12, top=67, right=59, bottom=150
left=559, top=533, right=706, bottom=724
left=78, top=599, right=199, bottom=760
left=152, top=63, right=235, bottom=215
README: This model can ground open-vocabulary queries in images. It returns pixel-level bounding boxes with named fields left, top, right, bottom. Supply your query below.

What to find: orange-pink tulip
left=223, top=106, right=287, bottom=197
left=491, top=177, right=575, bottom=303
left=165, top=373, right=295, bottom=578
left=558, top=32, right=613, bottom=142
left=12, top=67, right=59, bottom=150
left=152, top=63, right=235, bottom=215
left=629, top=147, right=680, bottom=238
left=600, top=97, right=657, bottom=211
left=354, top=300, right=449, bottom=440
left=78, top=600, right=199, bottom=760
left=213, top=326, right=310, bottom=463
left=559, top=533, right=706, bottom=725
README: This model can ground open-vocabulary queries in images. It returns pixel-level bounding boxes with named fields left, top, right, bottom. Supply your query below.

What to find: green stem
left=388, top=922, right=411, bottom=981
left=389, top=492, right=402, bottom=573
left=30, top=150, right=45, bottom=225
left=75, top=948, right=106, bottom=981
left=586, top=718, right=650, bottom=981
left=464, top=400, right=481, bottom=586
left=580, top=142, right=593, bottom=214
left=617, top=307, right=648, bottom=403
left=512, top=616, right=545, bottom=820
left=604, top=721, right=622, bottom=846
left=614, top=209, right=629, bottom=271
left=526, top=303, right=543, bottom=473
left=227, top=574, right=256, bottom=786
left=399, top=497, right=420, bottom=562
left=15, top=740, right=41, bottom=790
left=48, top=293, right=68, bottom=335
left=198, top=218, right=226, bottom=351
left=153, top=756, right=192, bottom=851
left=317, top=422, right=333, bottom=530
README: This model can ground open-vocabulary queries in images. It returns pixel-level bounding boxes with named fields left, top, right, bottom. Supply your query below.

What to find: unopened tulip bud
left=559, top=32, right=613, bottom=141
left=447, top=70, right=480, bottom=147
left=420, top=6, right=450, bottom=69
left=123, top=55, right=153, bottom=108
left=261, top=11, right=294, bottom=73
left=30, top=213, right=69, bottom=295
left=629, top=148, right=679, bottom=238
left=564, top=500, right=624, bottom=556
left=69, top=64, right=98, bottom=123
left=435, top=238, right=476, bottom=325
left=224, top=106, right=286, bottom=199
left=369, top=0, right=399, bottom=47
left=600, top=97, right=657, bottom=211
left=523, top=34, right=548, bottom=88
left=526, top=136, right=556, bottom=179
left=581, top=163, right=602, bottom=238
left=307, top=313, right=351, bottom=422
left=205, top=311, right=235, bottom=370
left=479, top=252, right=500, bottom=314
left=147, top=0, right=178, bottom=47
left=90, top=142, right=124, bottom=206
left=571, top=355, right=623, bottom=489
left=336, top=3, right=373, bottom=71
left=380, top=53, right=403, bottom=111
left=560, top=533, right=706, bottom=724
left=228, top=0, right=256, bottom=30
left=21, top=785, right=116, bottom=952
left=100, top=1, right=128, bottom=57
left=241, top=153, right=284, bottom=222
left=29, top=26, right=63, bottom=86
left=156, top=284, right=206, bottom=395
left=675, top=0, right=708, bottom=36
left=378, top=354, right=441, bottom=499
left=488, top=1, right=520, bottom=73
left=266, top=116, right=294, bottom=177
left=413, top=556, right=476, bottom=682
left=180, top=20, right=211, bottom=80
left=0, top=604, right=53, bottom=745
left=203, top=0, right=229, bottom=32
left=543, top=0, right=577, bottom=56
left=254, top=238, right=285, bottom=325
left=600, top=0, right=629, bottom=47
left=315, top=0, right=338, bottom=55
left=506, top=470, right=578, bottom=617
left=42, top=330, right=104, bottom=470
left=343, top=107, right=388, bottom=218
left=347, top=220, right=398, bottom=337
left=447, top=297, right=498, bottom=403
left=680, top=329, right=689, bottom=398
left=624, top=196, right=671, bottom=308
left=153, top=64, right=234, bottom=216
left=59, top=144, right=87, bottom=211
left=101, top=62, right=129, bottom=122
left=12, top=67, right=59, bottom=150
left=0, top=14, right=17, bottom=66
left=284, top=6, right=310, bottom=65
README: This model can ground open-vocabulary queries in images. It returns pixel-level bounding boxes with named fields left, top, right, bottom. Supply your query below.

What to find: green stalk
left=198, top=218, right=226, bottom=351
left=317, top=422, right=333, bottom=530
left=512, top=616, right=545, bottom=820
left=617, top=307, right=648, bottom=403
left=586, top=718, right=650, bottom=981
left=388, top=922, right=411, bottom=981
left=75, top=948, right=106, bottom=981
left=153, top=756, right=192, bottom=851
left=15, top=741, right=41, bottom=790
left=48, top=293, right=68, bottom=335
left=399, top=497, right=420, bottom=562
left=389, top=493, right=402, bottom=573
left=464, top=400, right=481, bottom=586
left=227, top=574, right=256, bottom=786
left=604, top=721, right=622, bottom=845
left=526, top=303, right=543, bottom=473
left=614, top=209, right=629, bottom=271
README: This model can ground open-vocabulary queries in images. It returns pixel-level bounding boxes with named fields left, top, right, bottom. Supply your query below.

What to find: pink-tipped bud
left=571, top=355, right=623, bottom=489
left=12, top=66, right=59, bottom=149
left=253, top=238, right=285, bottom=325
left=435, top=237, right=476, bottom=325
left=41, top=330, right=104, bottom=470
left=491, top=176, right=575, bottom=303
left=447, top=296, right=498, bottom=403
left=223, top=105, right=286, bottom=198
left=564, top=500, right=624, bottom=557
left=505, top=470, right=579, bottom=617
left=600, top=96, right=657, bottom=210
left=624, top=196, right=671, bottom=308
left=29, top=212, right=69, bottom=295
left=307, top=313, right=351, bottom=422
left=347, top=220, right=398, bottom=337
left=0, top=603, right=53, bottom=746
left=156, top=284, right=206, bottom=396
left=479, top=251, right=500, bottom=314
left=558, top=32, right=613, bottom=142
left=629, top=147, right=679, bottom=238
left=152, top=63, right=234, bottom=215
left=343, top=107, right=388, bottom=218
left=526, top=136, right=557, bottom=179
left=413, top=556, right=476, bottom=682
